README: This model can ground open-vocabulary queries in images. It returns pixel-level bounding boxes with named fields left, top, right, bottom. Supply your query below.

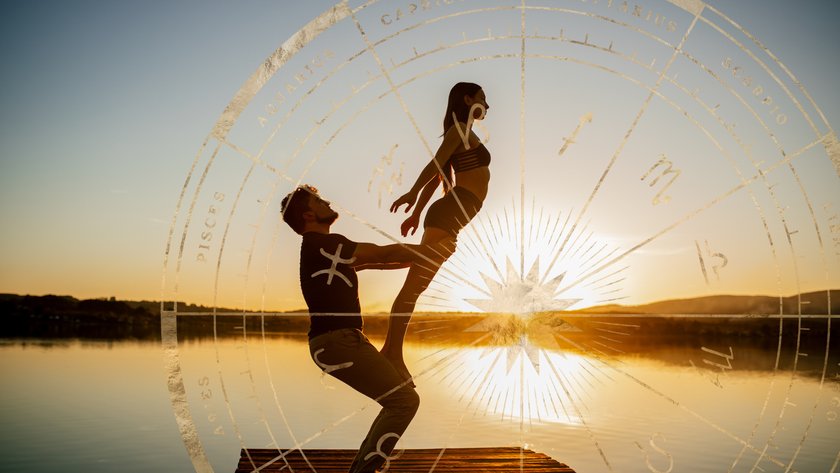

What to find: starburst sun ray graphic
left=415, top=201, right=632, bottom=424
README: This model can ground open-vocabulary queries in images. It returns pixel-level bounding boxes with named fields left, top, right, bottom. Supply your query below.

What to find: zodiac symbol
left=311, top=243, right=356, bottom=287
left=635, top=433, right=674, bottom=473
left=363, top=432, right=404, bottom=472
left=368, top=144, right=403, bottom=208
left=641, top=154, right=681, bottom=205
left=313, top=348, right=354, bottom=374
left=690, top=345, right=734, bottom=388
left=695, top=239, right=728, bottom=285
left=452, top=103, right=487, bottom=150
left=557, top=112, right=593, bottom=157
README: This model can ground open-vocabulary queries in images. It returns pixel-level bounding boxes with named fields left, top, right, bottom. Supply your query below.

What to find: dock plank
left=235, top=447, right=576, bottom=472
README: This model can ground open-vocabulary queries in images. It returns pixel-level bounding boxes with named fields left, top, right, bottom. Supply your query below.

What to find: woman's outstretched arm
left=390, top=126, right=463, bottom=213
left=400, top=177, right=439, bottom=236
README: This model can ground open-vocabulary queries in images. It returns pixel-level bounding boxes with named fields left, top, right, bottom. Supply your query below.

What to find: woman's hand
left=390, top=192, right=417, bottom=213
left=400, top=213, right=420, bottom=237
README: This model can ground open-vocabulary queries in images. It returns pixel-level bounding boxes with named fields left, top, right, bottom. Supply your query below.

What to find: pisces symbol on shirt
left=311, top=243, right=356, bottom=287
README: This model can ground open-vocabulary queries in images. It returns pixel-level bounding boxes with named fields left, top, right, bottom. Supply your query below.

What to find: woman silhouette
left=382, top=82, right=490, bottom=382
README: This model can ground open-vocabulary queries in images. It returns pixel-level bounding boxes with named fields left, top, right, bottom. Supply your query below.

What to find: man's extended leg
left=310, top=328, right=420, bottom=473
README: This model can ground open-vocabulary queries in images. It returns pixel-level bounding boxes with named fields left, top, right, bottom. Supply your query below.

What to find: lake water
left=1, top=327, right=838, bottom=473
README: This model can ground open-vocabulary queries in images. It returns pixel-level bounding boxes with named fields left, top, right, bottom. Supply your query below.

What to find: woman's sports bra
left=448, top=143, right=491, bottom=173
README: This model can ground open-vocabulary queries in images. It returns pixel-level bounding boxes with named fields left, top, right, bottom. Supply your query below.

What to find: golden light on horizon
left=422, top=201, right=628, bottom=314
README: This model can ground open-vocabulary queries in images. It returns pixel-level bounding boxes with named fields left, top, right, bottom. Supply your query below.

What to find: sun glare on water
left=435, top=333, right=595, bottom=426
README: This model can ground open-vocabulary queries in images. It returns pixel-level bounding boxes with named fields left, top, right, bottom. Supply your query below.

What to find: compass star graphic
left=424, top=202, right=626, bottom=378
left=160, top=1, right=840, bottom=470
left=465, top=257, right=581, bottom=315
left=463, top=256, right=582, bottom=373
left=421, top=204, right=628, bottom=424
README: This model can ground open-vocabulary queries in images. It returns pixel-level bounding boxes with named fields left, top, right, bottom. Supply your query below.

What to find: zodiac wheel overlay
left=161, top=1, right=840, bottom=472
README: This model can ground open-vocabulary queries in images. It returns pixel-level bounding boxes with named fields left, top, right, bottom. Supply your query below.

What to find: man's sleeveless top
left=299, top=232, right=362, bottom=338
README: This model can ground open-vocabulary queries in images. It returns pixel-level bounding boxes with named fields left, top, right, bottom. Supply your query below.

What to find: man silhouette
left=281, top=185, right=449, bottom=473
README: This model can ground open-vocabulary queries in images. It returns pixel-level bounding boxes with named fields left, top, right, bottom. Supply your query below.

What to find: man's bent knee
left=381, top=385, right=420, bottom=413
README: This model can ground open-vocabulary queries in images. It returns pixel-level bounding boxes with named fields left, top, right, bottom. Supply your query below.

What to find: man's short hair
left=281, top=185, right=318, bottom=234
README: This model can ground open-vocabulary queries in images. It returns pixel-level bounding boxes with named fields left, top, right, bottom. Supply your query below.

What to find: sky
left=1, top=0, right=838, bottom=312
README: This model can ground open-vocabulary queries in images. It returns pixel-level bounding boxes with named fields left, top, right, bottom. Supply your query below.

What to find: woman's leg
left=381, top=227, right=455, bottom=382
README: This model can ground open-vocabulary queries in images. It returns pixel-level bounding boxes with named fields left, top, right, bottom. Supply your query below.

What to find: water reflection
left=430, top=345, right=592, bottom=425
left=2, top=315, right=837, bottom=473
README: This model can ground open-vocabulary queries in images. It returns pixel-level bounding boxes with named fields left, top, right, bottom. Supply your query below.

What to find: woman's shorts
left=423, top=186, right=483, bottom=237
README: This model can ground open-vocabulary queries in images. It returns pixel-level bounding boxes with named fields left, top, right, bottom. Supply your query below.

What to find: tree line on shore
left=1, top=290, right=836, bottom=341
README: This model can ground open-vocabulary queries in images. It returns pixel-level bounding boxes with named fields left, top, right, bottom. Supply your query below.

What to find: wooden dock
left=235, top=447, right=576, bottom=472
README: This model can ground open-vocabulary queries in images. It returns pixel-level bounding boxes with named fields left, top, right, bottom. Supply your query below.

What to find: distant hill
left=574, top=289, right=839, bottom=315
